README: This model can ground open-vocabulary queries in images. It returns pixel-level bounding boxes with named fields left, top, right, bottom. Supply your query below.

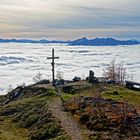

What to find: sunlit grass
left=101, top=85, right=140, bottom=106
left=62, top=84, right=140, bottom=108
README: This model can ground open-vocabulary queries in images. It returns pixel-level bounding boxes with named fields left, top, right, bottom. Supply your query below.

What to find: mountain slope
left=0, top=85, right=70, bottom=140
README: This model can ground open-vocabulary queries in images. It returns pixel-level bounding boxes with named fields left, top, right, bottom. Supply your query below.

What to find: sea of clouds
left=0, top=43, right=140, bottom=95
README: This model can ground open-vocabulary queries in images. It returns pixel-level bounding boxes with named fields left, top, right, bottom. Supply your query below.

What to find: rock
left=52, top=79, right=65, bottom=86
left=83, top=96, right=92, bottom=102
left=36, top=79, right=50, bottom=84
left=72, top=76, right=81, bottom=82
left=59, top=79, right=65, bottom=85
left=106, top=80, right=116, bottom=84
left=90, top=70, right=95, bottom=77
left=1, top=109, right=17, bottom=116
left=62, top=86, right=75, bottom=94
left=87, top=70, right=98, bottom=83
left=9, top=86, right=23, bottom=100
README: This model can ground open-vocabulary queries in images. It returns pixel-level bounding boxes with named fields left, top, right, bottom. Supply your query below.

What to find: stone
left=106, top=80, right=116, bottom=84
left=9, top=86, right=23, bottom=99
left=52, top=79, right=65, bottom=86
left=90, top=70, right=95, bottom=77
left=88, top=70, right=98, bottom=83
left=83, top=96, right=92, bottom=101
left=63, top=86, right=74, bottom=94
left=72, top=76, right=81, bottom=82
left=36, top=79, right=50, bottom=84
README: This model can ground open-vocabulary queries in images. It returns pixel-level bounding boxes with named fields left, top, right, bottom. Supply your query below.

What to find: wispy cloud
left=0, top=0, right=139, bottom=39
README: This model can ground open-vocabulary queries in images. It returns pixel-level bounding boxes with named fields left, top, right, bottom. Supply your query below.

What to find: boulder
left=72, top=76, right=81, bottom=82
left=36, top=79, right=50, bottom=84
left=8, top=86, right=23, bottom=100
left=52, top=79, right=65, bottom=86
left=87, top=70, right=98, bottom=83
left=106, top=80, right=116, bottom=84
left=63, top=86, right=74, bottom=94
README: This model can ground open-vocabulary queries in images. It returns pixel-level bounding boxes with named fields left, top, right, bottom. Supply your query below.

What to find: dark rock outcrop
left=52, top=79, right=65, bottom=86
left=36, top=79, right=50, bottom=84
left=72, top=77, right=81, bottom=82
left=87, top=70, right=98, bottom=83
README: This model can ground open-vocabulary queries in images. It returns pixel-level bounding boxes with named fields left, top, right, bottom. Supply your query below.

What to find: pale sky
left=0, top=0, right=140, bottom=40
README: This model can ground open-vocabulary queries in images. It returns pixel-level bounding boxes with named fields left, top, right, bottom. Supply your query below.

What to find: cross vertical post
left=52, top=49, right=55, bottom=81
left=47, top=49, right=59, bottom=82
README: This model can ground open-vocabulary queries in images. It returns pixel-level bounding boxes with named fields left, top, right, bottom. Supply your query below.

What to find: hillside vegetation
left=0, top=85, right=69, bottom=140
left=0, top=82, right=140, bottom=140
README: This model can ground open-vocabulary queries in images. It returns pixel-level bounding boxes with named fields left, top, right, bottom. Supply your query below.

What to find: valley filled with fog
left=0, top=43, right=140, bottom=95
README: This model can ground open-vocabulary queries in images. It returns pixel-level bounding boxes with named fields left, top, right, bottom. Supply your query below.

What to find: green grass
left=0, top=88, right=69, bottom=140
left=1, top=83, right=140, bottom=140
left=101, top=85, right=140, bottom=106
left=0, top=118, right=29, bottom=140
left=61, top=85, right=98, bottom=102
left=62, top=84, right=140, bottom=108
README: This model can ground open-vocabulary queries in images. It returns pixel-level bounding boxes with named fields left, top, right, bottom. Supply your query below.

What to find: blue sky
left=0, top=0, right=139, bottom=40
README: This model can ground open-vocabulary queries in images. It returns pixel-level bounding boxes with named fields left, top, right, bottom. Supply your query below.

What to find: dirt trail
left=48, top=98, right=83, bottom=140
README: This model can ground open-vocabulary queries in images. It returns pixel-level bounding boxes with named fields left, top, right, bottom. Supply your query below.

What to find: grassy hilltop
left=0, top=81, right=140, bottom=140
left=0, top=85, right=70, bottom=140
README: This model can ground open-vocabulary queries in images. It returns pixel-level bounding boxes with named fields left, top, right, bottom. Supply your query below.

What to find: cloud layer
left=0, top=0, right=140, bottom=40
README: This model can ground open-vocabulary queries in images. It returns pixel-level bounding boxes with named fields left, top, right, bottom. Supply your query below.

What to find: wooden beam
left=47, top=49, right=59, bottom=82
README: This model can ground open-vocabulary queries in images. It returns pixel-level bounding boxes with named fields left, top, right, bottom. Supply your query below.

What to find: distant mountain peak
left=74, top=37, right=88, bottom=41
left=81, top=37, right=88, bottom=40
left=69, top=37, right=140, bottom=46
left=0, top=37, right=139, bottom=46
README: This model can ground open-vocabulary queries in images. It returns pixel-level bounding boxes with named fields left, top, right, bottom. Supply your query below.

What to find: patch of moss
left=30, top=122, right=61, bottom=140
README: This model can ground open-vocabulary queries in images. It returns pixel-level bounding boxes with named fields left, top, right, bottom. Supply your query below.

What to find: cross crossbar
left=47, top=57, right=59, bottom=59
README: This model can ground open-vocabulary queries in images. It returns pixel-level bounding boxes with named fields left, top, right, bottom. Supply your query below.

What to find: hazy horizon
left=0, top=36, right=140, bottom=42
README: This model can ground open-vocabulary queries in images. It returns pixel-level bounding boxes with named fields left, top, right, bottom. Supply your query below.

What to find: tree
left=103, top=59, right=116, bottom=81
left=103, top=60, right=126, bottom=85
left=116, top=63, right=126, bottom=84
left=33, top=72, right=43, bottom=83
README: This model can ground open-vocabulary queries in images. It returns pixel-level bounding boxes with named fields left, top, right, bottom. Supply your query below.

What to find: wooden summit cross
left=47, top=49, right=59, bottom=82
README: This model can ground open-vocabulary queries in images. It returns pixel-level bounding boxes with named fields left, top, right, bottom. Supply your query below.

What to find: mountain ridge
left=0, top=37, right=140, bottom=46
